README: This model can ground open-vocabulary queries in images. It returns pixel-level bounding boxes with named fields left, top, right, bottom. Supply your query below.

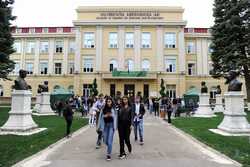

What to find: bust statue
left=201, top=81, right=208, bottom=93
left=39, top=81, right=49, bottom=93
left=216, top=85, right=222, bottom=94
left=225, top=70, right=242, bottom=91
left=13, top=70, right=31, bottom=90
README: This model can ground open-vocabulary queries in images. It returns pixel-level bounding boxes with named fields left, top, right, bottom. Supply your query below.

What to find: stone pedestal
left=214, top=94, right=225, bottom=113
left=210, top=92, right=250, bottom=136
left=33, top=94, right=41, bottom=112
left=35, top=92, right=55, bottom=116
left=0, top=90, right=46, bottom=135
left=193, top=93, right=216, bottom=117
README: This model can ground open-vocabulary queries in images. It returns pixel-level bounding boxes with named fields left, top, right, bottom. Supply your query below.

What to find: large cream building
left=0, top=6, right=242, bottom=98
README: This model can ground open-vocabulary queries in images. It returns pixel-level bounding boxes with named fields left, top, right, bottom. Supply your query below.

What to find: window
left=165, top=57, right=176, bottom=72
left=83, top=58, right=93, bottom=72
left=68, top=85, right=74, bottom=93
left=109, top=59, right=118, bottom=72
left=68, top=62, right=74, bottom=74
left=39, top=62, right=48, bottom=75
left=83, top=84, right=92, bottom=97
left=69, top=40, right=75, bottom=53
left=84, top=32, right=95, bottom=48
left=54, top=63, right=62, bottom=74
left=208, top=42, right=213, bottom=54
left=109, top=32, right=118, bottom=48
left=142, top=59, right=150, bottom=71
left=30, top=28, right=35, bottom=33
left=26, top=41, right=35, bottom=54
left=110, top=84, right=116, bottom=97
left=165, top=33, right=176, bottom=48
left=125, top=32, right=134, bottom=48
left=186, top=41, right=196, bottom=54
left=141, top=32, right=151, bottom=48
left=43, top=28, right=48, bottom=33
left=12, top=63, right=20, bottom=75
left=25, top=63, right=33, bottom=74
left=40, top=41, right=49, bottom=54
left=13, top=41, right=21, bottom=53
left=166, top=85, right=176, bottom=99
left=55, top=41, right=63, bottom=53
left=188, top=63, right=196, bottom=75
left=125, top=59, right=134, bottom=71
left=53, top=85, right=61, bottom=91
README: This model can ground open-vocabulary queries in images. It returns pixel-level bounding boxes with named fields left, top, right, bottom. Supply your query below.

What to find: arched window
left=109, top=59, right=118, bottom=72
left=142, top=59, right=150, bottom=71
left=0, top=85, right=3, bottom=97
left=68, top=85, right=74, bottom=93
left=53, top=85, right=61, bottom=91
left=125, top=59, right=134, bottom=71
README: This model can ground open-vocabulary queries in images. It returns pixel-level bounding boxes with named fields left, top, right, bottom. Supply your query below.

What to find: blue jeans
left=103, top=122, right=114, bottom=155
left=134, top=119, right=144, bottom=142
left=149, top=105, right=153, bottom=114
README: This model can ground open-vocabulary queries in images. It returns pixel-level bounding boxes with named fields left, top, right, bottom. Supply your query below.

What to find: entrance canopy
left=102, top=71, right=157, bottom=80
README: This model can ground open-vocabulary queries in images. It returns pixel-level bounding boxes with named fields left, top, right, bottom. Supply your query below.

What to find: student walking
left=63, top=101, right=74, bottom=138
left=97, top=96, right=117, bottom=161
left=132, top=96, right=145, bottom=145
left=118, top=96, right=133, bottom=159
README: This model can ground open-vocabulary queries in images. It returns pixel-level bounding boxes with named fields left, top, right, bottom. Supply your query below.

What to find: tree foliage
left=91, top=78, right=98, bottom=96
left=159, top=79, right=166, bottom=97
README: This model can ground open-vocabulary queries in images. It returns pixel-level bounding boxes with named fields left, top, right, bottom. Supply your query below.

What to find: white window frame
left=186, top=41, right=196, bottom=54
left=141, top=32, right=151, bottom=48
left=83, top=58, right=94, bottom=73
left=165, top=33, right=176, bottom=48
left=26, top=41, right=35, bottom=54
left=69, top=40, right=75, bottom=53
left=166, top=85, right=176, bottom=99
left=55, top=40, right=63, bottom=53
left=54, top=62, right=62, bottom=74
left=68, top=61, right=75, bottom=74
left=109, top=32, right=118, bottom=48
left=13, top=41, right=21, bottom=53
left=84, top=32, right=95, bottom=48
left=109, top=59, right=118, bottom=72
left=165, top=56, right=177, bottom=73
left=125, top=32, right=134, bottom=48
left=12, top=62, right=20, bottom=75
left=39, top=61, right=48, bottom=75
left=25, top=62, right=34, bottom=75
left=40, top=41, right=49, bottom=54
left=125, top=59, right=134, bottom=71
left=187, top=62, right=196, bottom=76
left=142, top=59, right=150, bottom=71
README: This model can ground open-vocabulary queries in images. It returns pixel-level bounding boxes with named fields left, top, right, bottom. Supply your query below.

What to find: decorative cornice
left=13, top=33, right=75, bottom=38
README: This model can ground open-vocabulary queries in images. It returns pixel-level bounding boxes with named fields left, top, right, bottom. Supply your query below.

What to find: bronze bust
left=13, top=70, right=31, bottom=90
left=201, top=81, right=208, bottom=93
left=39, top=81, right=49, bottom=93
left=216, top=85, right=222, bottom=94
left=225, top=71, right=242, bottom=91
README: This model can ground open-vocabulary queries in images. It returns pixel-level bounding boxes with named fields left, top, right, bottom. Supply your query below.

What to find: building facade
left=0, top=6, right=244, bottom=98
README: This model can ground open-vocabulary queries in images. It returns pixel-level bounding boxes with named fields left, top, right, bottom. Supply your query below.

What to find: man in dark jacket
left=132, top=96, right=145, bottom=145
left=63, top=100, right=74, bottom=138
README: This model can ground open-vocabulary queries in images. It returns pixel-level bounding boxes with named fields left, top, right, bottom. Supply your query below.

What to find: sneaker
left=96, top=145, right=101, bottom=149
left=140, top=141, right=144, bottom=145
left=119, top=154, right=126, bottom=159
left=106, top=155, right=111, bottom=161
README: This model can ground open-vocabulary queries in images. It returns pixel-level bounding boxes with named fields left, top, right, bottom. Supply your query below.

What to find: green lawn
left=0, top=107, right=88, bottom=167
left=172, top=112, right=250, bottom=167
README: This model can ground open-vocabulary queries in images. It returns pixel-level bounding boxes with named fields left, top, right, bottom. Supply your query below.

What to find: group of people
left=91, top=94, right=145, bottom=161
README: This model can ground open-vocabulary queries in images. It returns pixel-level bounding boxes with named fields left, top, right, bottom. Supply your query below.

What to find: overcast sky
left=12, top=0, right=214, bottom=28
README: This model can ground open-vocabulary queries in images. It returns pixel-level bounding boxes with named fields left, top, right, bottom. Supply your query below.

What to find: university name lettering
left=96, top=11, right=164, bottom=20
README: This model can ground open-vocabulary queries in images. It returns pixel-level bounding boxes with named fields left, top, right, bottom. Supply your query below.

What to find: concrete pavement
left=16, top=115, right=240, bottom=167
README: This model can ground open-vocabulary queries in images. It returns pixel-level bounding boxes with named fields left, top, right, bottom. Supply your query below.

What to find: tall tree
left=211, top=0, right=250, bottom=101
left=0, top=0, right=16, bottom=80
left=91, top=78, right=98, bottom=96
left=159, top=79, right=166, bottom=97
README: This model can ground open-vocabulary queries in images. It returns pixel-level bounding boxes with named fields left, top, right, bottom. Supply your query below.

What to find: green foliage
left=0, top=0, right=16, bottom=80
left=159, top=79, right=166, bottom=97
left=172, top=113, right=250, bottom=166
left=0, top=107, right=88, bottom=167
left=91, top=78, right=98, bottom=96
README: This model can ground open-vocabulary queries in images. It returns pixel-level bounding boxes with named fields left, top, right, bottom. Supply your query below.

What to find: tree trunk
left=243, top=65, right=250, bottom=111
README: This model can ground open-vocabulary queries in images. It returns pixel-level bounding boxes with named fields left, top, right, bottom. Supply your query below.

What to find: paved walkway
left=22, top=115, right=239, bottom=167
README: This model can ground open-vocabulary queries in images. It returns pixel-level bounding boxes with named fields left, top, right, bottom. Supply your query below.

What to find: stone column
left=196, top=39, right=203, bottom=75
left=156, top=26, right=164, bottom=72
left=118, top=26, right=125, bottom=70
left=194, top=93, right=216, bottom=117
left=96, top=26, right=103, bottom=72
left=48, top=39, right=54, bottom=74
left=178, top=28, right=186, bottom=73
left=134, top=26, right=141, bottom=71
left=34, top=39, right=40, bottom=74
left=202, top=39, right=209, bottom=75
left=20, top=39, right=25, bottom=69
left=214, top=94, right=225, bottom=113
left=74, top=27, right=81, bottom=74
left=63, top=38, right=69, bottom=74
